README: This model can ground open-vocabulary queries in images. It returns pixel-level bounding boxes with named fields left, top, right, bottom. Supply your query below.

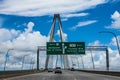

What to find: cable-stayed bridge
left=0, top=14, right=120, bottom=80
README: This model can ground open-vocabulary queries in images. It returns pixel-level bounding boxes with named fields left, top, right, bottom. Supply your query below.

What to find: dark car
left=54, top=67, right=62, bottom=74
left=71, top=68, right=74, bottom=71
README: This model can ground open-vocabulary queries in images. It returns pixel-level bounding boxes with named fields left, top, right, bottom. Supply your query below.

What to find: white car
left=48, top=68, right=53, bottom=72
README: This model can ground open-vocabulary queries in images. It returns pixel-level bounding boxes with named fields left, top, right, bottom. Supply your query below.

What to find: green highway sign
left=46, top=42, right=85, bottom=55
left=46, top=42, right=63, bottom=55
left=64, top=42, right=85, bottom=55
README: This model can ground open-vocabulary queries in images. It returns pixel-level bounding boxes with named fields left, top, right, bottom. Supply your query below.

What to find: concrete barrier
left=76, top=69, right=120, bottom=77
left=0, top=69, right=45, bottom=79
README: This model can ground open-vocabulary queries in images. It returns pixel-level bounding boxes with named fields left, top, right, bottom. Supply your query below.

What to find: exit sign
left=46, top=42, right=85, bottom=55
left=64, top=42, right=85, bottom=55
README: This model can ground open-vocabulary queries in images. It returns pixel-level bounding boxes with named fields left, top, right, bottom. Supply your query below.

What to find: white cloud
left=108, top=48, right=120, bottom=70
left=1, top=20, right=120, bottom=70
left=61, top=13, right=89, bottom=21
left=0, top=28, right=20, bottom=42
left=50, top=13, right=87, bottom=22
left=11, top=21, right=49, bottom=51
left=56, top=30, right=68, bottom=41
left=0, top=0, right=108, bottom=16
left=24, top=22, right=34, bottom=34
left=62, top=13, right=89, bottom=18
left=0, top=21, right=49, bottom=70
left=110, top=36, right=120, bottom=46
left=88, top=40, right=102, bottom=46
left=0, top=20, right=69, bottom=70
left=87, top=40, right=120, bottom=71
left=70, top=20, right=97, bottom=30
left=12, top=31, right=49, bottom=51
left=0, top=36, right=120, bottom=70
left=106, top=11, right=120, bottom=29
left=111, top=11, right=120, bottom=20
left=61, top=18, right=68, bottom=22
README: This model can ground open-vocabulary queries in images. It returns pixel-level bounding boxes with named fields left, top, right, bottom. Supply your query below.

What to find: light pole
left=77, top=57, right=80, bottom=69
left=55, top=55, right=58, bottom=68
left=31, top=61, right=35, bottom=70
left=30, top=57, right=35, bottom=70
left=21, top=55, right=28, bottom=70
left=90, top=49, right=95, bottom=69
left=99, top=31, right=120, bottom=55
left=71, top=56, right=74, bottom=68
left=74, top=55, right=80, bottom=69
left=4, top=48, right=14, bottom=71
left=80, top=55, right=84, bottom=69
left=71, top=56, right=79, bottom=69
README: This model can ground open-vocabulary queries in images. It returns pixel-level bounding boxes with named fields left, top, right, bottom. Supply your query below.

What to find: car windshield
left=56, top=67, right=61, bottom=69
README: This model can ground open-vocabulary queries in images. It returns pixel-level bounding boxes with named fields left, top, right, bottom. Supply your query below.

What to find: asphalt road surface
left=4, top=70, right=120, bottom=80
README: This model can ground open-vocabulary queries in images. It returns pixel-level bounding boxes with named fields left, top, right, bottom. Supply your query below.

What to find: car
left=48, top=68, right=53, bottom=72
left=71, top=68, right=74, bottom=71
left=54, top=67, right=62, bottom=74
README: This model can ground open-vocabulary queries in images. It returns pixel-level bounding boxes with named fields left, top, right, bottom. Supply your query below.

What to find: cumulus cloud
left=106, top=11, right=120, bottom=29
left=24, top=22, right=34, bottom=34
left=66, top=39, right=120, bottom=70
left=11, top=21, right=49, bottom=51
left=67, top=41, right=107, bottom=69
left=0, top=0, right=108, bottom=16
left=88, top=40, right=103, bottom=46
left=0, top=20, right=69, bottom=70
left=110, top=36, right=120, bottom=46
left=86, top=40, right=120, bottom=70
left=56, top=30, right=68, bottom=41
left=0, top=21, right=49, bottom=70
left=111, top=11, right=120, bottom=20
left=0, top=28, right=20, bottom=42
left=108, top=48, right=120, bottom=70
left=70, top=20, right=97, bottom=30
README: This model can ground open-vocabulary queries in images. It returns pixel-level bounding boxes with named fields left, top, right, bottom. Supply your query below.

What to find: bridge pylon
left=45, top=14, right=69, bottom=70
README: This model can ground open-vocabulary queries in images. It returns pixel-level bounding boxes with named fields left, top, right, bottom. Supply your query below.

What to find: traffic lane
left=70, top=71, right=120, bottom=80
left=5, top=71, right=73, bottom=80
left=3, top=71, right=69, bottom=80
left=5, top=70, right=120, bottom=80
left=63, top=71, right=120, bottom=80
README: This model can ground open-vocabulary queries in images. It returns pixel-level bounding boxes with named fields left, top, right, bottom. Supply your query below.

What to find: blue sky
left=0, top=0, right=120, bottom=45
left=0, top=0, right=120, bottom=70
